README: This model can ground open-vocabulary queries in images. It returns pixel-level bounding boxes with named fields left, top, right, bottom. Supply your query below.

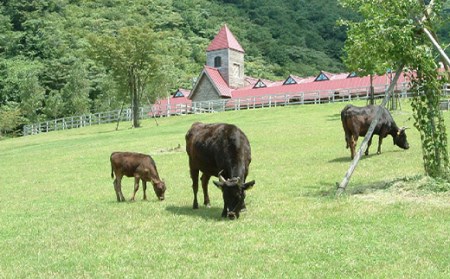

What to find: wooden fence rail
left=22, top=83, right=415, bottom=136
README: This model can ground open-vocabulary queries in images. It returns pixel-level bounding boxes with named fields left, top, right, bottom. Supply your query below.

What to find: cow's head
left=153, top=181, right=166, bottom=201
left=213, top=174, right=255, bottom=220
left=394, top=127, right=410, bottom=150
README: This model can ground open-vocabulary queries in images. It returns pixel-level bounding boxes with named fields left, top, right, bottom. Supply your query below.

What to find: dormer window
left=283, top=76, right=297, bottom=85
left=315, top=72, right=329, bottom=81
left=173, top=91, right=184, bottom=98
left=253, top=79, right=267, bottom=88
left=214, top=56, right=222, bottom=68
left=347, top=72, right=357, bottom=78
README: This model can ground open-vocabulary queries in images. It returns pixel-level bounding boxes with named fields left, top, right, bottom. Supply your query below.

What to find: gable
left=253, top=79, right=267, bottom=88
left=190, top=74, right=222, bottom=102
left=347, top=72, right=357, bottom=78
left=283, top=76, right=297, bottom=85
left=315, top=72, right=329, bottom=81
left=173, top=91, right=185, bottom=98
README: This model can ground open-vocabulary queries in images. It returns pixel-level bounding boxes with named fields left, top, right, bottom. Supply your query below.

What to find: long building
left=153, top=25, right=409, bottom=115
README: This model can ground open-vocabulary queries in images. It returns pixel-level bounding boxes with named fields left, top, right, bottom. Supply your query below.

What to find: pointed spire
left=207, top=24, right=244, bottom=53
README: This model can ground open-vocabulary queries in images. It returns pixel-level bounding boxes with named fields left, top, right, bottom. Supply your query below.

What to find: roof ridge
left=206, top=24, right=245, bottom=53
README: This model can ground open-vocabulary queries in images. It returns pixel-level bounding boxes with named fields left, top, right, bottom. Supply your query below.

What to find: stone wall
left=190, top=75, right=220, bottom=102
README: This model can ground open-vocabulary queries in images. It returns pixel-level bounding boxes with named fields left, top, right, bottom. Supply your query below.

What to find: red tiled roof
left=187, top=66, right=232, bottom=99
left=231, top=72, right=409, bottom=99
left=206, top=24, right=245, bottom=53
left=204, top=66, right=232, bottom=97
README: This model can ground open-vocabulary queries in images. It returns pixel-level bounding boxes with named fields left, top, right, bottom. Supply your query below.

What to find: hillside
left=0, top=0, right=449, bottom=135
left=0, top=0, right=352, bottom=129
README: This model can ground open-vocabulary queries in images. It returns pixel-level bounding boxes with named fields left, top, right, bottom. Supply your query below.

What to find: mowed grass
left=1, top=100, right=450, bottom=278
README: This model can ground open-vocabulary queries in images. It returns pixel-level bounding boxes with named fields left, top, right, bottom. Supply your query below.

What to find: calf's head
left=153, top=181, right=166, bottom=201
left=213, top=175, right=255, bottom=220
left=394, top=127, right=410, bottom=150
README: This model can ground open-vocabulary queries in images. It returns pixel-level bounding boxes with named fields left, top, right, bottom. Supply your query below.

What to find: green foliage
left=87, top=26, right=175, bottom=127
left=0, top=102, right=23, bottom=136
left=340, top=0, right=450, bottom=178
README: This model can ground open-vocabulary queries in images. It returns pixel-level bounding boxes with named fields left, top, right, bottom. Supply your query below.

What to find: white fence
left=23, top=83, right=414, bottom=136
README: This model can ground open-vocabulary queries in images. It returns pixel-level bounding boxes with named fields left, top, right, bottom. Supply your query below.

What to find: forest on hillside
left=0, top=0, right=449, bottom=135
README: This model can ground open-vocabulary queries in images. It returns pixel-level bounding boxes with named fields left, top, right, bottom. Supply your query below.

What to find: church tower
left=206, top=25, right=245, bottom=89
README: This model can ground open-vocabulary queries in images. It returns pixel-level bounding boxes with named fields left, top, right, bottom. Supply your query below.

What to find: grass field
left=1, top=100, right=449, bottom=278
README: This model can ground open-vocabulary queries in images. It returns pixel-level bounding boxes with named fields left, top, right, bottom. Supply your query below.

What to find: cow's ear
left=242, top=180, right=255, bottom=191
left=213, top=180, right=223, bottom=189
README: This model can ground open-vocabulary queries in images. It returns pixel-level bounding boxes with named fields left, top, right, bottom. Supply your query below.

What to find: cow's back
left=110, top=152, right=153, bottom=177
left=342, top=105, right=395, bottom=136
left=185, top=122, right=251, bottom=178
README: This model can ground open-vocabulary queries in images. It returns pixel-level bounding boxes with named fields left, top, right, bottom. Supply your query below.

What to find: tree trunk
left=129, top=67, right=140, bottom=128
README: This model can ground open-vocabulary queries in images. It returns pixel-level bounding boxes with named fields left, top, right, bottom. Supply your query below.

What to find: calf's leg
left=114, top=175, right=126, bottom=202
left=142, top=180, right=147, bottom=200
left=130, top=177, right=140, bottom=201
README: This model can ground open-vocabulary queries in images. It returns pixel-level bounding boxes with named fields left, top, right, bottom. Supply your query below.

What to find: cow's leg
left=114, top=175, right=126, bottom=202
left=222, top=203, right=227, bottom=218
left=377, top=136, right=383, bottom=154
left=365, top=136, right=373, bottom=156
left=201, top=174, right=211, bottom=208
left=142, top=180, right=147, bottom=200
left=190, top=169, right=199, bottom=209
left=344, top=133, right=350, bottom=149
left=350, top=134, right=357, bottom=159
left=130, top=177, right=140, bottom=201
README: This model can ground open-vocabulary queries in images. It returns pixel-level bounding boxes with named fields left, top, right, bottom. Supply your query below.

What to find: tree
left=0, top=102, right=23, bottom=137
left=87, top=26, right=173, bottom=128
left=340, top=0, right=449, bottom=178
left=1, top=57, right=45, bottom=123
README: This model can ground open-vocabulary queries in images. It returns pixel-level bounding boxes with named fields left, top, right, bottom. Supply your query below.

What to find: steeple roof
left=206, top=24, right=245, bottom=53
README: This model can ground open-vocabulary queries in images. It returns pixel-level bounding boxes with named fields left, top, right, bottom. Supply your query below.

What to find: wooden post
left=336, top=65, right=404, bottom=196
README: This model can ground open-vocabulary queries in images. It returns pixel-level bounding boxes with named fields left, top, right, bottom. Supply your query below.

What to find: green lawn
left=1, top=101, right=449, bottom=278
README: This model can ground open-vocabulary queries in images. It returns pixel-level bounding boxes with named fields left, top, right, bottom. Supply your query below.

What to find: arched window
left=214, top=56, right=222, bottom=67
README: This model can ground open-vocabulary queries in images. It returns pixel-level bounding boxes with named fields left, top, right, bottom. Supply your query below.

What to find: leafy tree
left=61, top=60, right=90, bottom=115
left=42, top=90, right=64, bottom=119
left=0, top=102, right=23, bottom=137
left=340, top=0, right=449, bottom=178
left=87, top=26, right=174, bottom=128
left=1, top=57, right=45, bottom=123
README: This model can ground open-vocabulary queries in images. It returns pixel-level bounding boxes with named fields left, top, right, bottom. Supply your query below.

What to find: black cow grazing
left=110, top=152, right=166, bottom=202
left=185, top=122, right=255, bottom=220
left=341, top=104, right=409, bottom=159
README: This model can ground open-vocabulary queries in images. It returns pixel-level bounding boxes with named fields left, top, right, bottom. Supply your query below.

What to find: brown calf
left=110, top=152, right=166, bottom=201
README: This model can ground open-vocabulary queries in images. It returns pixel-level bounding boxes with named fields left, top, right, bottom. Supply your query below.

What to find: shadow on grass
left=326, top=113, right=341, bottom=121
left=165, top=205, right=224, bottom=221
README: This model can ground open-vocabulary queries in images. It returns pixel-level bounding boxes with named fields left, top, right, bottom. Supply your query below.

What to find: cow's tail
left=111, top=167, right=114, bottom=179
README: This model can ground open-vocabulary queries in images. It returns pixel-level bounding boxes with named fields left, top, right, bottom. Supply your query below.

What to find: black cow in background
left=341, top=104, right=410, bottom=159
left=185, top=122, right=255, bottom=220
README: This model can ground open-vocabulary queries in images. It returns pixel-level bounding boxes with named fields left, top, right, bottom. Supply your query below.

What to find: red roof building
left=153, top=25, right=411, bottom=115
